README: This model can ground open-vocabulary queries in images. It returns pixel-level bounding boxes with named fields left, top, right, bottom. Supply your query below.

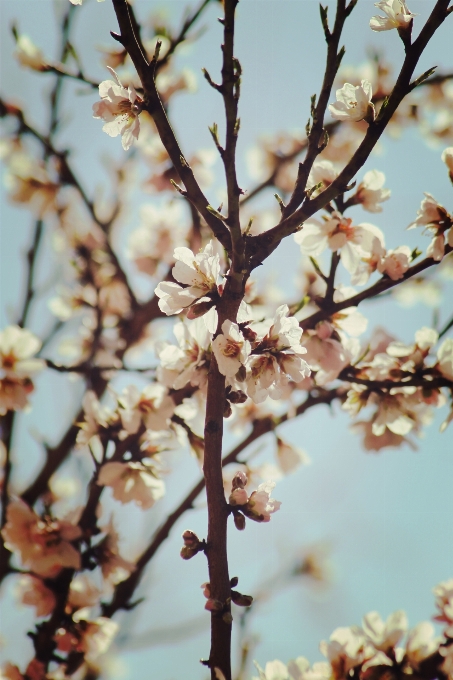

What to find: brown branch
left=101, top=388, right=340, bottom=620
left=300, top=246, right=453, bottom=331
left=247, top=0, right=452, bottom=269
left=282, top=0, right=353, bottom=219
left=156, top=0, right=213, bottom=72
left=110, top=0, right=232, bottom=254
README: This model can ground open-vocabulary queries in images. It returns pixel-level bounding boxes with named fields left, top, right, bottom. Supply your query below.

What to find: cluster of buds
left=202, top=577, right=253, bottom=623
left=180, top=530, right=206, bottom=560
left=228, top=471, right=281, bottom=528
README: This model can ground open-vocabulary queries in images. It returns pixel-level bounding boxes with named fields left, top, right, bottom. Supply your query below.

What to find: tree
left=1, top=0, right=453, bottom=679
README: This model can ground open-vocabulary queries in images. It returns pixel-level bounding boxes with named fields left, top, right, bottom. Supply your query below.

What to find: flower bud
left=234, top=365, right=247, bottom=383
left=233, top=512, right=246, bottom=531
left=231, top=590, right=253, bottom=607
left=201, top=582, right=211, bottom=598
left=182, top=530, right=200, bottom=548
left=205, top=598, right=223, bottom=612
left=222, top=611, right=233, bottom=625
left=187, top=299, right=215, bottom=319
left=230, top=576, right=239, bottom=588
left=180, top=545, right=199, bottom=560
left=227, top=389, right=247, bottom=404
left=232, top=470, right=247, bottom=489
left=229, top=488, right=248, bottom=506
left=223, top=401, right=232, bottom=418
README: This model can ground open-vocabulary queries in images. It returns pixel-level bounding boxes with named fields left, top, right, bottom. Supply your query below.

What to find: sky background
left=1, top=1, right=453, bottom=679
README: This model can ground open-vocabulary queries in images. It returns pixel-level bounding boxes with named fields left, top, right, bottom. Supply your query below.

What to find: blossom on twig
left=370, top=1, right=416, bottom=33
left=328, top=81, right=375, bottom=123
left=92, top=67, right=143, bottom=150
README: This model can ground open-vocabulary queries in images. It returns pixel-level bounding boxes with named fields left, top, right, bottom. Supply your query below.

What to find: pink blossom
left=0, top=326, right=45, bottom=415
left=118, top=383, right=174, bottom=435
left=1, top=500, right=81, bottom=578
left=377, top=245, right=411, bottom=280
left=92, top=67, right=142, bottom=150
left=16, top=575, right=56, bottom=617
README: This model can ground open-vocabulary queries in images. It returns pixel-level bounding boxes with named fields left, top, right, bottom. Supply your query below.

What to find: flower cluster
left=228, top=471, right=281, bottom=527
left=254, top=580, right=453, bottom=680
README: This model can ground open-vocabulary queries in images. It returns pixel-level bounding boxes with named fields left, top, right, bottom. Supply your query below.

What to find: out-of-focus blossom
left=5, top=154, right=59, bottom=216
left=328, top=81, right=375, bottom=123
left=97, top=518, right=136, bottom=585
left=370, top=1, right=415, bottom=32
left=76, top=391, right=118, bottom=452
left=117, top=383, right=174, bottom=435
left=405, top=622, right=440, bottom=669
left=1, top=500, right=81, bottom=578
left=276, top=438, right=311, bottom=474
left=433, top=578, right=453, bottom=637
left=441, top=146, right=453, bottom=181
left=392, top=277, right=441, bottom=307
left=97, top=461, right=165, bottom=509
left=155, top=241, right=220, bottom=332
left=15, top=575, right=56, bottom=617
left=354, top=170, right=391, bottom=213
left=0, top=326, right=44, bottom=415
left=14, top=35, right=47, bottom=71
left=55, top=616, right=118, bottom=663
left=70, top=0, right=105, bottom=4
left=212, top=321, right=251, bottom=378
left=92, top=67, right=143, bottom=150
left=361, top=610, right=408, bottom=652
left=320, top=627, right=371, bottom=678
left=127, top=202, right=189, bottom=276
left=307, top=160, right=339, bottom=197
left=437, top=338, right=453, bottom=380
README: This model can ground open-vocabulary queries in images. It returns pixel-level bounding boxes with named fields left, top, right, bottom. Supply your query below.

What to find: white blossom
left=437, top=338, right=453, bottom=380
left=370, top=1, right=415, bottom=32
left=244, top=480, right=282, bottom=522
left=405, top=622, right=440, bottom=669
left=320, top=627, right=371, bottom=678
left=377, top=245, right=412, bottom=280
left=92, top=67, right=142, bottom=150
left=307, top=160, right=339, bottom=197
left=157, top=317, right=211, bottom=390
left=361, top=610, right=408, bottom=652
left=328, top=81, right=375, bottom=123
left=117, top=383, right=174, bottom=435
left=155, top=241, right=220, bottom=332
left=355, top=170, right=391, bottom=213
left=212, top=320, right=251, bottom=378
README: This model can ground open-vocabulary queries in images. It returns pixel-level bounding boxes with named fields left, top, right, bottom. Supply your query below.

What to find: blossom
left=5, top=154, right=59, bottom=216
left=55, top=616, right=118, bottom=662
left=1, top=500, right=81, bottom=578
left=127, top=203, right=189, bottom=276
left=276, top=438, right=311, bottom=474
left=14, top=35, right=47, bottom=71
left=92, top=67, right=143, bottom=150
left=307, top=160, right=339, bottom=197
left=96, top=518, right=136, bottom=585
left=295, top=212, right=384, bottom=276
left=155, top=241, right=220, bottom=332
left=212, top=321, right=251, bottom=378
left=157, top=317, right=211, bottom=390
left=442, top=146, right=453, bottom=180
left=245, top=305, right=310, bottom=403
left=15, top=575, right=56, bottom=617
left=354, top=170, right=391, bottom=213
left=361, top=610, right=408, bottom=652
left=370, top=1, right=416, bottom=32
left=437, top=338, right=453, bottom=380
left=117, top=383, right=174, bottom=435
left=408, top=193, right=453, bottom=261
left=320, top=627, right=371, bottom=678
left=70, top=0, right=105, bottom=4
left=377, top=245, right=412, bottom=280
left=0, top=326, right=45, bottom=415
left=328, top=81, right=375, bottom=123
left=243, top=480, right=281, bottom=522
left=97, top=461, right=165, bottom=509
left=405, top=622, right=440, bottom=669
left=76, top=391, right=117, bottom=451
left=433, top=578, right=453, bottom=637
